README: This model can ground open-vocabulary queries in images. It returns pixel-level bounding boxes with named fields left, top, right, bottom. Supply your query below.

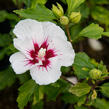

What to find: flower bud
left=70, top=12, right=81, bottom=23
left=89, top=68, right=102, bottom=79
left=60, top=16, right=69, bottom=25
left=52, top=3, right=64, bottom=18
left=57, top=3, right=64, bottom=14
left=91, top=90, right=97, bottom=100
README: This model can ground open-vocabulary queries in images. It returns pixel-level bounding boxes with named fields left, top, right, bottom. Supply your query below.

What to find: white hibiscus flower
left=9, top=19, right=75, bottom=85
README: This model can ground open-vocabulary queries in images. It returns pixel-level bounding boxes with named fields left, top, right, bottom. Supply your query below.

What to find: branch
left=95, top=76, right=109, bottom=87
left=65, top=25, right=72, bottom=43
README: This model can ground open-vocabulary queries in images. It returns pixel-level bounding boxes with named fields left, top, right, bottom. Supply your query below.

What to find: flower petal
left=13, top=38, right=35, bottom=59
left=13, top=19, right=45, bottom=44
left=30, top=58, right=61, bottom=85
left=42, top=22, right=67, bottom=41
left=9, top=52, right=31, bottom=74
left=52, top=37, right=75, bottom=66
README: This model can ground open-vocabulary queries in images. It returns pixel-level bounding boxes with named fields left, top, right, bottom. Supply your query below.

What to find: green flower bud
left=52, top=3, right=64, bottom=18
left=57, top=3, right=64, bottom=14
left=89, top=68, right=102, bottom=79
left=91, top=90, right=97, bottom=100
left=60, top=16, right=69, bottom=25
left=70, top=12, right=81, bottom=23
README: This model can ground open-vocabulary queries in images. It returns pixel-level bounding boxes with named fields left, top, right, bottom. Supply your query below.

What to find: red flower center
left=28, top=40, right=56, bottom=68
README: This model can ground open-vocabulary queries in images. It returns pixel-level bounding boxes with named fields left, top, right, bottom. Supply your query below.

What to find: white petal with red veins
left=30, top=58, right=61, bottom=85
left=13, top=38, right=35, bottom=59
left=9, top=52, right=31, bottom=74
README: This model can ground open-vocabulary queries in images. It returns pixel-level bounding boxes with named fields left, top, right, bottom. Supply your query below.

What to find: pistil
left=38, top=48, right=46, bottom=60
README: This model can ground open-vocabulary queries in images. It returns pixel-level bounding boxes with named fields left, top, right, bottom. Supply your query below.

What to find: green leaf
left=0, top=34, right=12, bottom=47
left=77, top=96, right=86, bottom=106
left=0, top=49, right=6, bottom=60
left=66, top=0, right=85, bottom=15
left=92, top=98, right=109, bottom=109
left=60, top=0, right=66, bottom=4
left=70, top=24, right=83, bottom=41
left=14, top=5, right=56, bottom=21
left=61, top=66, right=71, bottom=73
left=31, top=0, right=47, bottom=8
left=33, top=86, right=44, bottom=103
left=61, top=92, right=79, bottom=104
left=0, top=66, right=16, bottom=90
left=43, top=79, right=70, bottom=101
left=17, top=72, right=31, bottom=84
left=73, top=52, right=94, bottom=79
left=74, top=52, right=94, bottom=68
left=43, top=85, right=60, bottom=101
left=17, top=79, right=37, bottom=109
left=69, top=82, right=91, bottom=97
left=0, top=10, right=8, bottom=22
left=75, top=105, right=88, bottom=109
left=13, top=0, right=47, bottom=8
left=32, top=100, right=43, bottom=109
left=102, top=32, right=109, bottom=37
left=91, top=6, right=109, bottom=25
left=5, top=44, right=18, bottom=55
left=94, top=0, right=109, bottom=5
left=74, top=65, right=89, bottom=79
left=79, top=23, right=104, bottom=39
left=101, top=83, right=109, bottom=97
left=13, top=0, right=29, bottom=7
left=78, top=4, right=90, bottom=19
left=0, top=10, right=19, bottom=23
left=97, top=61, right=108, bottom=76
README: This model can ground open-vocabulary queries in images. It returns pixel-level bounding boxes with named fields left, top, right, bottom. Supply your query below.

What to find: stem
left=85, top=76, right=109, bottom=103
left=65, top=24, right=72, bottom=43
left=103, top=76, right=109, bottom=80
left=61, top=76, right=75, bottom=85
left=94, top=76, right=109, bottom=87
left=85, top=92, right=90, bottom=104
